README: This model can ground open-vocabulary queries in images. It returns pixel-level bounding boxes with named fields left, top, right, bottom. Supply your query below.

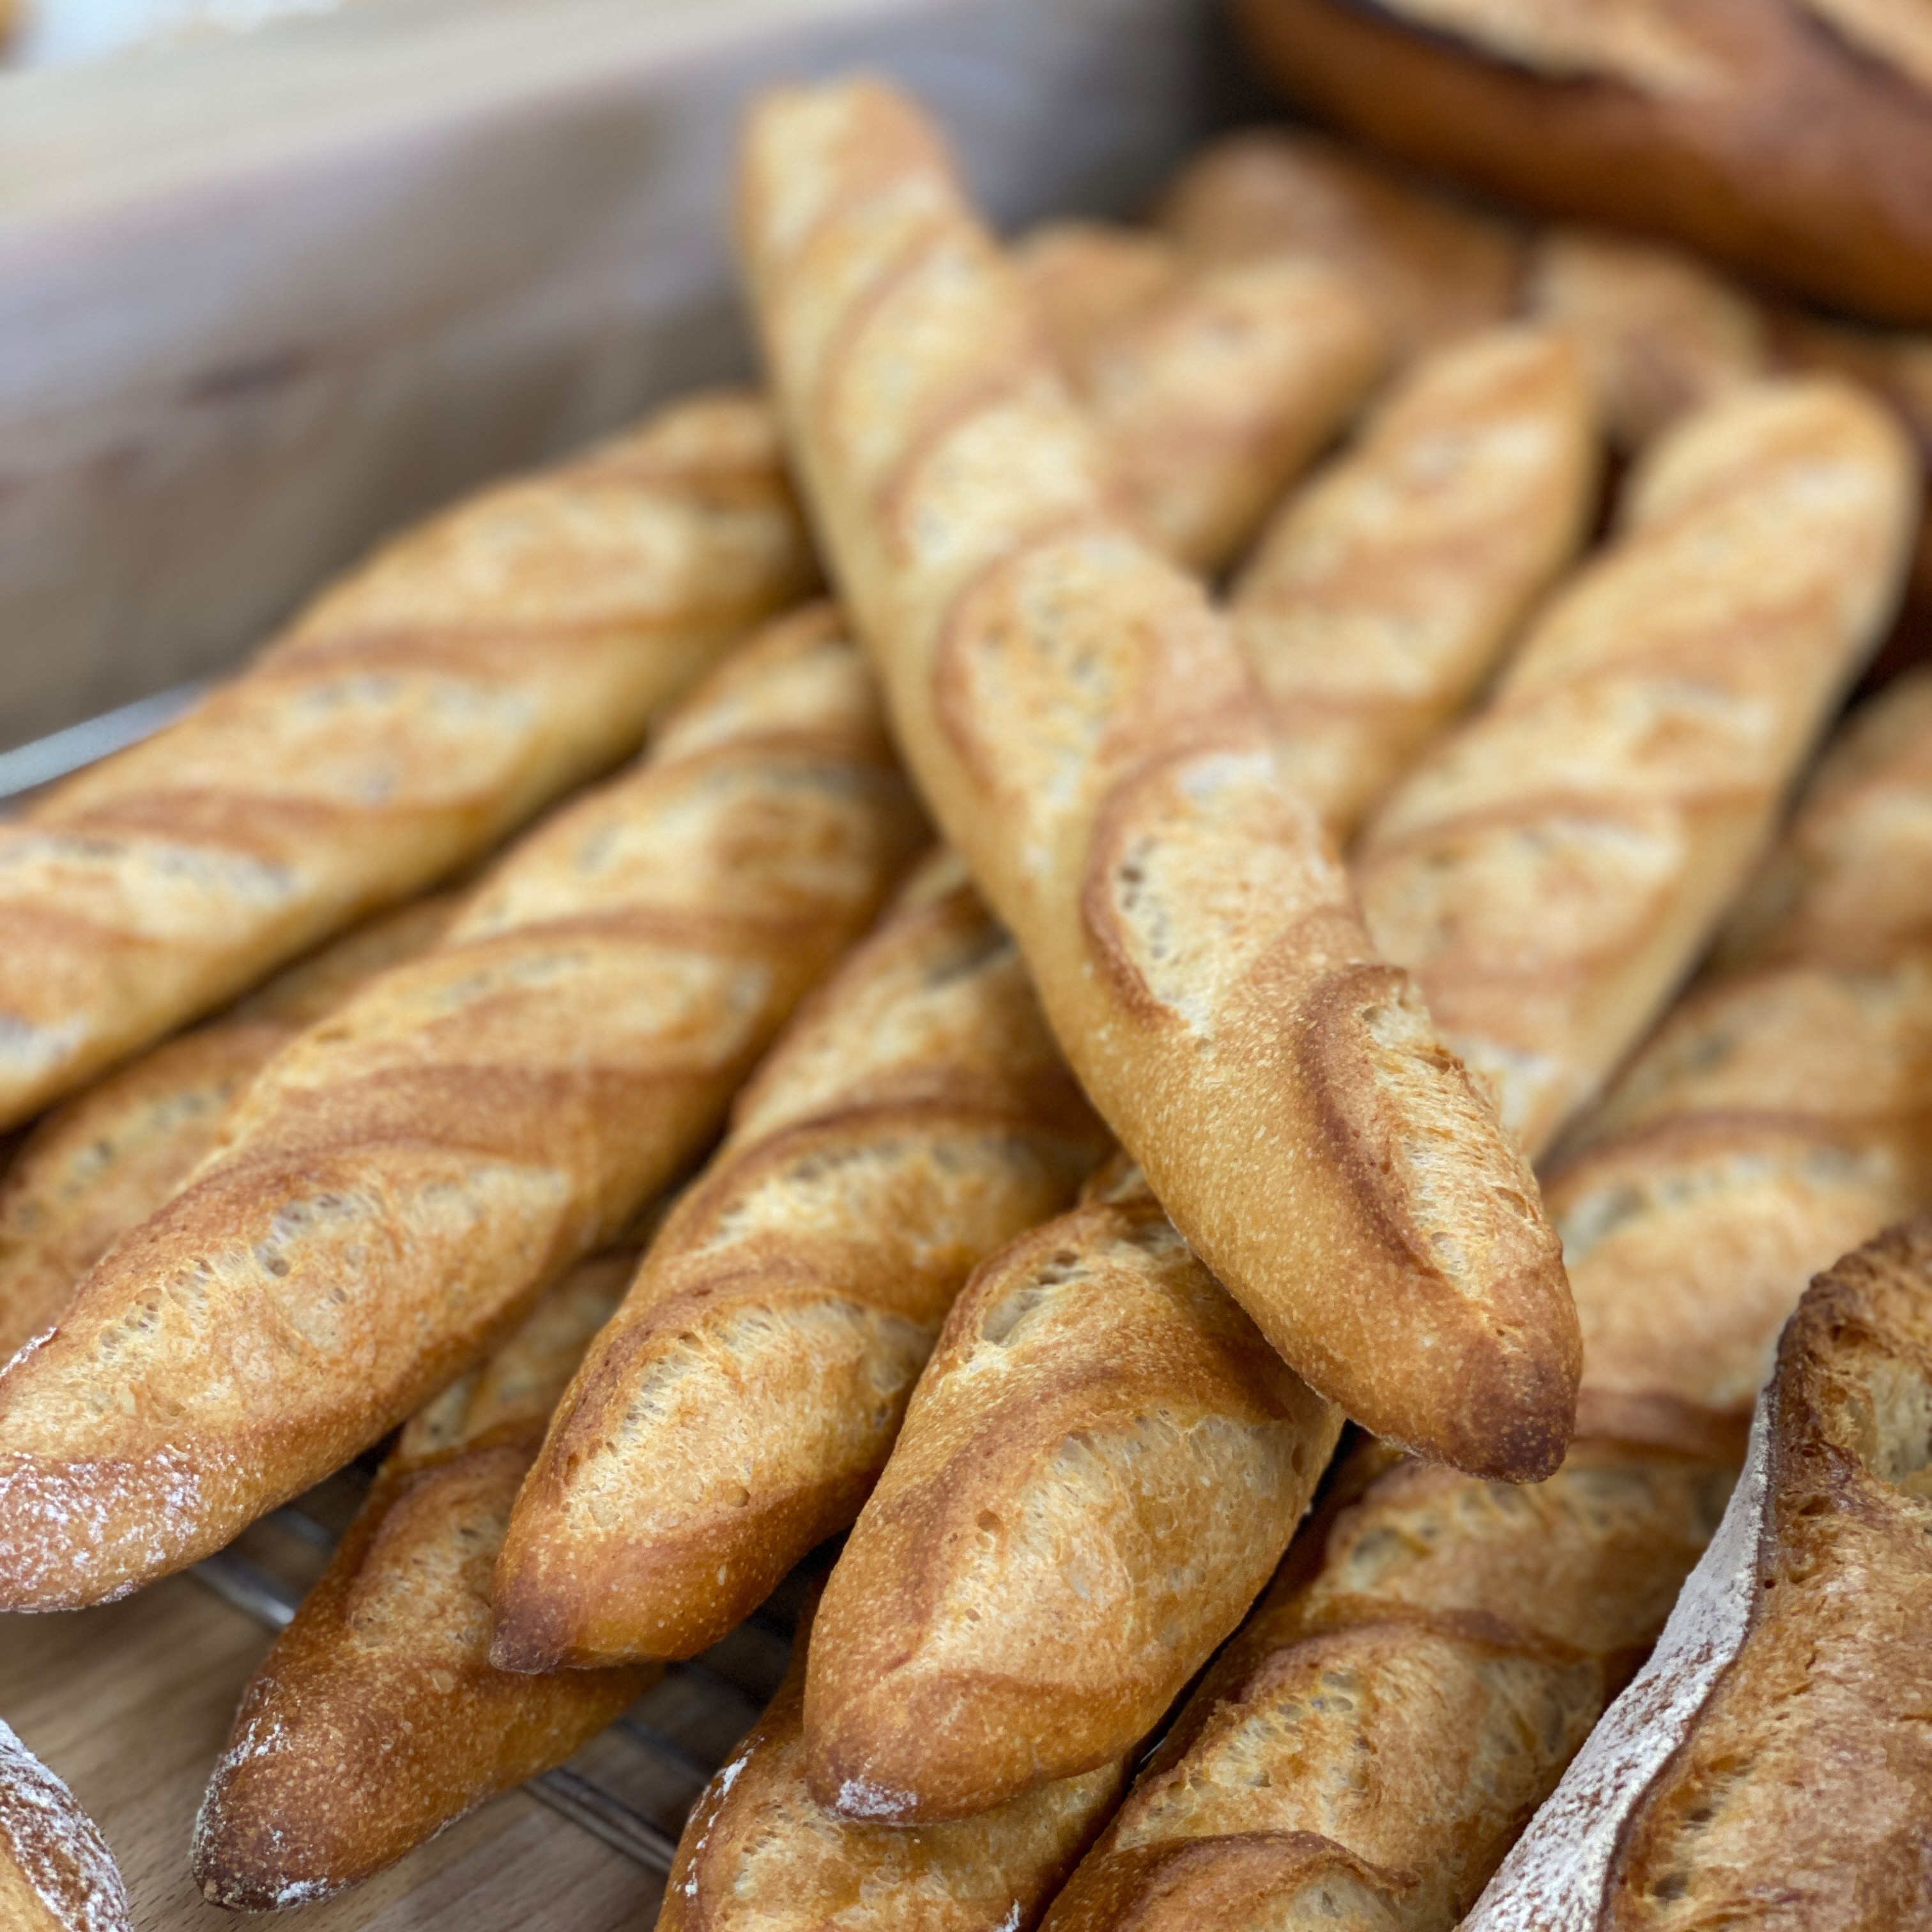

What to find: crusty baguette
left=492, top=850, right=1105, bottom=1669
left=0, top=603, right=924, bottom=1612
left=0, top=894, right=457, bottom=1367
left=1040, top=1432, right=1733, bottom=1932
left=0, top=390, right=816, bottom=1131
left=1018, top=220, right=1385, bottom=574
left=1465, top=1216, right=1932, bottom=1929
left=737, top=75, right=1576, bottom=1481
left=1232, top=323, right=1596, bottom=840
left=1356, top=376, right=1920, bottom=1158
left=0, top=1719, right=132, bottom=1932
left=661, top=1586, right=1124, bottom=1932
left=1156, top=127, right=1523, bottom=358
left=802, top=1163, right=1342, bottom=1823
left=191, top=1250, right=649, bottom=1910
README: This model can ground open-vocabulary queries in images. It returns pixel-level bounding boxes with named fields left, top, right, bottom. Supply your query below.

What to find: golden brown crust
left=801, top=1171, right=1342, bottom=1823
left=1232, top=324, right=1597, bottom=841
left=0, top=391, right=815, bottom=1131
left=737, top=76, right=1577, bottom=1482
left=1156, top=128, right=1524, bottom=358
left=1358, top=377, right=1919, bottom=1159
left=492, top=855, right=1105, bottom=1669
left=1043, top=1438, right=1733, bottom=1932
left=0, top=605, right=924, bottom=1611
left=1230, top=0, right=1932, bottom=327
left=0, top=1721, right=132, bottom=1932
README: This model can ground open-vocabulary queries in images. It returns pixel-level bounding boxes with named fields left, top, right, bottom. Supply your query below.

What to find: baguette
left=1040, top=1435, right=1733, bottom=1932
left=0, top=389, right=815, bottom=1131
left=737, top=75, right=1577, bottom=1481
left=1018, top=221, right=1386, bottom=574
left=1232, top=324, right=1596, bottom=840
left=492, top=850, right=1105, bottom=1669
left=0, top=1719, right=132, bottom=1932
left=1466, top=1216, right=1932, bottom=1929
left=191, top=1251, right=650, bottom=1911
left=802, top=1163, right=1342, bottom=1823
left=0, top=894, right=457, bottom=1367
left=1156, top=128, right=1524, bottom=358
left=0, top=603, right=924, bottom=1611
left=660, top=1586, right=1125, bottom=1932
left=1356, top=376, right=1920, bottom=1158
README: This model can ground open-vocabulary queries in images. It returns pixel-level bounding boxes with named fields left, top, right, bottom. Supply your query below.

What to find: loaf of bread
left=1156, top=128, right=1523, bottom=358
left=802, top=1163, right=1342, bottom=1823
left=0, top=1720, right=132, bottom=1932
left=1229, top=0, right=1932, bottom=326
left=192, top=1252, right=652, bottom=1910
left=1357, top=376, right=1919, bottom=1158
left=737, top=76, right=1576, bottom=1482
left=1466, top=1216, right=1932, bottom=1928
left=0, top=894, right=457, bottom=1368
left=1232, top=324, right=1596, bottom=840
left=0, top=390, right=816, bottom=1131
left=1041, top=1433, right=1733, bottom=1932
left=660, top=1585, right=1124, bottom=1932
left=0, top=604, right=924, bottom=1611
left=492, top=850, right=1105, bottom=1669
left=1018, top=220, right=1385, bottom=573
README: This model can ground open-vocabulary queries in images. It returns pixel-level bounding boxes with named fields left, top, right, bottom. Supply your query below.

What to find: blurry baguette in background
left=0, top=392, right=815, bottom=1131
left=0, top=1718, right=132, bottom=1932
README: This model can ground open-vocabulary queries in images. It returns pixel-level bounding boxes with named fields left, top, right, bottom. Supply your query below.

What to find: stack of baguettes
left=4, top=70, right=1932, bottom=1932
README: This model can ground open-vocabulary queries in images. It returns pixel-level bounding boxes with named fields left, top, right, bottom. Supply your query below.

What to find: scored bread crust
left=1466, top=1216, right=1932, bottom=1929
left=661, top=1586, right=1126, bottom=1932
left=1229, top=0, right=1932, bottom=327
left=0, top=392, right=816, bottom=1131
left=801, top=1166, right=1342, bottom=1824
left=1357, top=376, right=1920, bottom=1160
left=0, top=604, right=924, bottom=1612
left=0, top=894, right=459, bottom=1368
left=1232, top=323, right=1597, bottom=842
left=737, top=75, right=1577, bottom=1482
left=1155, top=127, right=1524, bottom=359
left=192, top=1252, right=649, bottom=1911
left=1041, top=1435, right=1734, bottom=1932
left=491, top=851, right=1106, bottom=1670
left=0, top=1720, right=132, bottom=1932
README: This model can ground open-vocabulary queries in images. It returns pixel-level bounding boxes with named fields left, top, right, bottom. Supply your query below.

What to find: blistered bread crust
left=0, top=606, right=924, bottom=1611
left=0, top=392, right=815, bottom=1131
left=737, top=77, right=1577, bottom=1480
left=0, top=1721, right=131, bottom=1932
left=802, top=1172, right=1342, bottom=1823
left=1359, top=378, right=1919, bottom=1159
left=492, top=855, right=1105, bottom=1668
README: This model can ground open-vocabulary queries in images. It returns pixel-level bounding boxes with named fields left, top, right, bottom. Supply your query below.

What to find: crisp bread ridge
left=0, top=1720, right=131, bottom=1932
left=737, top=75, right=1577, bottom=1482
left=0, top=604, right=925, bottom=1612
left=0, top=391, right=816, bottom=1132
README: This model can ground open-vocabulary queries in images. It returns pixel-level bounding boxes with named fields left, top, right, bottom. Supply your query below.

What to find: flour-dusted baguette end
left=0, top=1721, right=132, bottom=1932
left=1466, top=1215, right=1932, bottom=1928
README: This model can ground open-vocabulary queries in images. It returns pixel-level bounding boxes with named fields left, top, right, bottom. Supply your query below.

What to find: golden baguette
left=802, top=1163, right=1342, bottom=1823
left=1232, top=323, right=1597, bottom=841
left=1356, top=376, right=1920, bottom=1159
left=1156, top=127, right=1523, bottom=358
left=0, top=604, right=924, bottom=1612
left=1017, top=220, right=1386, bottom=574
left=1466, top=1218, right=1932, bottom=1928
left=190, top=1251, right=648, bottom=1911
left=1039, top=1434, right=1733, bottom=1932
left=0, top=1719, right=133, bottom=1932
left=737, top=75, right=1575, bottom=1481
left=492, top=850, right=1105, bottom=1669
left=0, top=390, right=816, bottom=1132
left=661, top=1586, right=1125, bottom=1932
left=0, top=894, right=458, bottom=1368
